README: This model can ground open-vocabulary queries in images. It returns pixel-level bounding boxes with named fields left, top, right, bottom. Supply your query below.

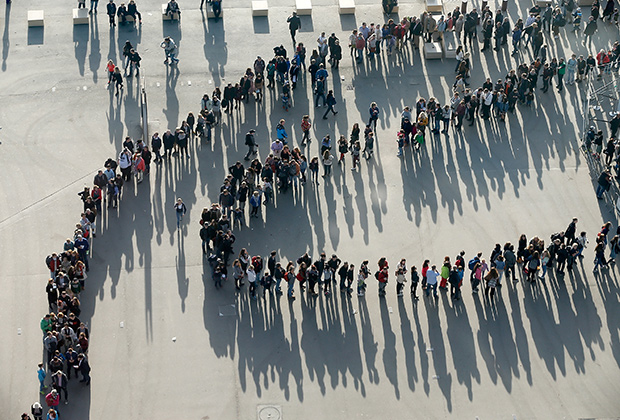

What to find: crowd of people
left=199, top=215, right=620, bottom=302
left=24, top=152, right=145, bottom=419
left=20, top=0, right=620, bottom=416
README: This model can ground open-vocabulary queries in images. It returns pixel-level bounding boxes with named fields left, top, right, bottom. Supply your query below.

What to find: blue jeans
left=426, top=283, right=437, bottom=297
left=540, top=264, right=547, bottom=278
left=315, top=93, right=326, bottom=107
left=275, top=277, right=282, bottom=292
left=166, top=51, right=179, bottom=63
left=287, top=279, right=294, bottom=296
left=90, top=0, right=98, bottom=11
left=176, top=211, right=183, bottom=227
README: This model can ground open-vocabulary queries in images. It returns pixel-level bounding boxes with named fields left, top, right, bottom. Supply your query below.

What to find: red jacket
left=378, top=269, right=389, bottom=284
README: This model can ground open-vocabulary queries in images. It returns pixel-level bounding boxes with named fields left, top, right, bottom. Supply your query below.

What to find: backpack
left=245, top=134, right=254, bottom=146
left=374, top=271, right=380, bottom=280
left=468, top=257, right=478, bottom=271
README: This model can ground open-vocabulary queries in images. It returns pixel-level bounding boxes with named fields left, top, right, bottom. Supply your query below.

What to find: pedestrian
left=368, top=102, right=380, bottom=131
left=161, top=36, right=179, bottom=65
left=112, top=67, right=123, bottom=97
left=106, top=0, right=117, bottom=27
left=583, top=16, right=597, bottom=49
left=301, top=115, right=312, bottom=145
left=596, top=169, right=612, bottom=199
left=249, top=190, right=262, bottom=217
left=244, top=129, right=257, bottom=160
left=287, top=11, right=301, bottom=44
left=77, top=353, right=91, bottom=384
left=321, top=150, right=333, bottom=178
left=31, top=402, right=44, bottom=420
left=37, top=363, right=47, bottom=394
left=174, top=198, right=187, bottom=229
left=51, top=370, right=69, bottom=404
left=322, top=90, right=338, bottom=119
left=425, top=265, right=439, bottom=298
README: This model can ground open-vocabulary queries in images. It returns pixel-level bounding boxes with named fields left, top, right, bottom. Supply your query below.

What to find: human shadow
left=201, top=11, right=228, bottom=87
left=2, top=3, right=9, bottom=71
left=73, top=25, right=89, bottom=77
left=89, top=15, right=101, bottom=83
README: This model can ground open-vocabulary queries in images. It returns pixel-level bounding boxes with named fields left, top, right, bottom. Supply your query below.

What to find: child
left=37, top=363, right=46, bottom=394
left=357, top=268, right=366, bottom=296
left=397, top=130, right=405, bottom=157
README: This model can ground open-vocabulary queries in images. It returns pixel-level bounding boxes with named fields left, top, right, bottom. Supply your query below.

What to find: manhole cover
left=257, top=405, right=281, bottom=420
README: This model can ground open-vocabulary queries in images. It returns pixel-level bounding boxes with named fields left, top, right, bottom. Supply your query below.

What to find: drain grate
left=257, top=405, right=282, bottom=420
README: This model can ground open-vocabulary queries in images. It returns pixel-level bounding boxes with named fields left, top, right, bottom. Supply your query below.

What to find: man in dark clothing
left=268, top=250, right=278, bottom=276
left=228, top=161, right=245, bottom=187
left=583, top=16, right=597, bottom=49
left=223, top=83, right=236, bottom=113
left=244, top=130, right=257, bottom=160
left=565, top=217, right=578, bottom=245
left=287, top=12, right=301, bottom=44
left=610, top=113, right=620, bottom=137
left=596, top=170, right=612, bottom=199
left=107, top=0, right=117, bottom=27
left=162, top=130, right=175, bottom=159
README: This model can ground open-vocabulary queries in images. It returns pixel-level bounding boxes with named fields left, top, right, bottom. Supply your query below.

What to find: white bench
left=442, top=31, right=457, bottom=58
left=295, top=0, right=312, bottom=15
left=73, top=8, right=89, bottom=24
left=423, top=42, right=443, bottom=59
left=339, top=0, right=355, bottom=14
left=252, top=1, right=269, bottom=16
left=426, top=0, right=443, bottom=13
left=28, top=10, right=44, bottom=27
left=162, top=4, right=180, bottom=20
left=206, top=8, right=224, bottom=17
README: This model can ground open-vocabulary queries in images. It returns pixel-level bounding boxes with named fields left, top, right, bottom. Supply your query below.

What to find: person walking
left=557, top=58, right=566, bottom=92
left=368, top=102, right=380, bottom=131
left=583, top=16, right=597, bottom=49
left=161, top=36, right=179, bottom=65
left=244, top=129, right=257, bottom=160
left=287, top=11, right=302, bottom=44
left=174, top=198, right=187, bottom=229
left=322, top=90, right=338, bottom=119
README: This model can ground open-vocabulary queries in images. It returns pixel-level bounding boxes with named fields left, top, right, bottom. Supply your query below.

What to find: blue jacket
left=38, top=368, right=46, bottom=382
left=75, top=238, right=90, bottom=253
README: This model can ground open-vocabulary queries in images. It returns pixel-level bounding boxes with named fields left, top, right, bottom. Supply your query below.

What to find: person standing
left=557, top=58, right=566, bottom=92
left=425, top=265, right=439, bottom=298
left=174, top=198, right=187, bottom=229
left=78, top=354, right=91, bottom=385
left=287, top=11, right=301, bottom=44
left=368, top=102, right=380, bottom=131
left=37, top=363, right=47, bottom=394
left=51, top=370, right=69, bottom=405
left=90, top=0, right=99, bottom=14
left=45, top=390, right=60, bottom=415
left=321, top=150, right=333, bottom=178
left=106, top=0, right=117, bottom=27
left=74, top=235, right=90, bottom=272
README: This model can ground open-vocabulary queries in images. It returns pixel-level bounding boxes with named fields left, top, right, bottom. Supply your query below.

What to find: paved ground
left=1, top=0, right=620, bottom=419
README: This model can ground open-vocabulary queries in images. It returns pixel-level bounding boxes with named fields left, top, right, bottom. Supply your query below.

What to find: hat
left=51, top=389, right=58, bottom=395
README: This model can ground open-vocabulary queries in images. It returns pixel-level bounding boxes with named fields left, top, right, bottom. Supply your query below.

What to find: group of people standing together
left=201, top=216, right=614, bottom=305
left=25, top=151, right=146, bottom=419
